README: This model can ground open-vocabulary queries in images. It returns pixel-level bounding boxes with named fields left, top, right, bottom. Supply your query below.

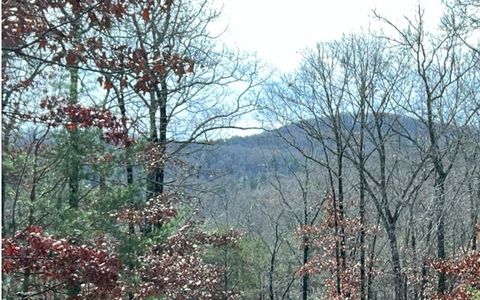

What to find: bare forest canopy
left=2, top=0, right=480, bottom=299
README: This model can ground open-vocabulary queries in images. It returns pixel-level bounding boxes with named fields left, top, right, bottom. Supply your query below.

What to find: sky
left=215, top=0, right=444, bottom=72
left=210, top=0, right=445, bottom=137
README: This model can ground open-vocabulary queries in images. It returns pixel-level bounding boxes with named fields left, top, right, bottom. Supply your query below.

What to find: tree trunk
left=303, top=238, right=309, bottom=300
left=269, top=251, right=275, bottom=300
left=469, top=172, right=479, bottom=251
left=376, top=117, right=404, bottom=300
left=334, top=116, right=347, bottom=271
left=420, top=220, right=433, bottom=300
left=359, top=87, right=367, bottom=300
left=367, top=215, right=380, bottom=300
left=68, top=65, right=80, bottom=209
left=117, top=86, right=135, bottom=234
left=386, top=223, right=404, bottom=300
left=434, top=172, right=447, bottom=293
left=147, top=77, right=168, bottom=198
left=2, top=172, right=6, bottom=235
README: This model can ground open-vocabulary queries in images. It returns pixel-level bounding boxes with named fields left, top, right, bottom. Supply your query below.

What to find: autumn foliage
left=428, top=251, right=480, bottom=300
left=297, top=194, right=377, bottom=300
left=2, top=0, right=195, bottom=101
left=2, top=0, right=237, bottom=297
left=5, top=0, right=480, bottom=298
left=2, top=225, right=123, bottom=298
left=3, top=205, right=243, bottom=299
left=136, top=224, right=242, bottom=299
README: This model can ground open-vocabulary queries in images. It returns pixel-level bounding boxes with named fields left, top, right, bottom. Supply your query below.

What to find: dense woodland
left=2, top=0, right=480, bottom=299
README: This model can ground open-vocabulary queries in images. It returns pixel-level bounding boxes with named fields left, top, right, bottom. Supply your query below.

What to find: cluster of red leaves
left=3, top=0, right=130, bottom=56
left=30, top=97, right=133, bottom=146
left=136, top=223, right=242, bottom=299
left=3, top=0, right=191, bottom=94
left=2, top=0, right=174, bottom=51
left=141, top=142, right=168, bottom=173
left=116, top=192, right=242, bottom=299
left=297, top=194, right=374, bottom=300
left=2, top=221, right=243, bottom=299
left=138, top=142, right=191, bottom=176
left=117, top=193, right=178, bottom=225
left=429, top=251, right=480, bottom=300
left=102, top=47, right=195, bottom=93
left=2, top=225, right=123, bottom=298
left=140, top=0, right=173, bottom=21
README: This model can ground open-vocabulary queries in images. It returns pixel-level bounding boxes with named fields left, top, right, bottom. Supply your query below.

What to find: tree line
left=2, top=0, right=480, bottom=299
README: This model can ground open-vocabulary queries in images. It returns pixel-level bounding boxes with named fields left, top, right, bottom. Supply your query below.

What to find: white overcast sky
left=209, top=0, right=445, bottom=137
left=214, top=0, right=444, bottom=72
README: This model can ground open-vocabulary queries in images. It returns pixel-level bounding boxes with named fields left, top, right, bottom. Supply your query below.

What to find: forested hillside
left=2, top=0, right=480, bottom=299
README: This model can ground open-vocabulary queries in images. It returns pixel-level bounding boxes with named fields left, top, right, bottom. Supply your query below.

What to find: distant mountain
left=187, top=113, right=434, bottom=181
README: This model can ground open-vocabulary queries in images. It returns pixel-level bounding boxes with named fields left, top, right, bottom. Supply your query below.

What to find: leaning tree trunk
left=376, top=117, right=404, bottom=300
left=426, top=95, right=448, bottom=293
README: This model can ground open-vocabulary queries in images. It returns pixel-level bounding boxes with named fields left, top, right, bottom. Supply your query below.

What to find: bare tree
left=106, top=0, right=262, bottom=200
left=376, top=6, right=480, bottom=293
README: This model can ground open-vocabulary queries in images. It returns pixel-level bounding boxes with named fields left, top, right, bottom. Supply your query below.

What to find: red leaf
left=141, top=8, right=150, bottom=22
left=120, top=78, right=128, bottom=88
left=66, top=50, right=77, bottom=66
left=19, top=79, right=33, bottom=88
left=52, top=53, right=63, bottom=63
left=88, top=12, right=99, bottom=24
left=2, top=259, right=16, bottom=273
left=65, top=122, right=77, bottom=132
left=38, top=39, right=48, bottom=49
left=103, top=79, right=113, bottom=90
left=153, top=63, right=167, bottom=75
left=40, top=99, right=48, bottom=109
